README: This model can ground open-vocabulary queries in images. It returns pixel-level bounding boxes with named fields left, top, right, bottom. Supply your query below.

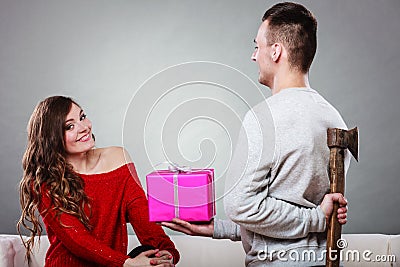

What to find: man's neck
left=270, top=70, right=310, bottom=95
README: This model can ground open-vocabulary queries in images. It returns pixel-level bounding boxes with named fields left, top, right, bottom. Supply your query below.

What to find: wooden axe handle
left=326, top=147, right=345, bottom=267
left=326, top=127, right=358, bottom=267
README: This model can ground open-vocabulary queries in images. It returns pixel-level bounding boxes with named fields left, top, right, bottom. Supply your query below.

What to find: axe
left=326, top=127, right=358, bottom=267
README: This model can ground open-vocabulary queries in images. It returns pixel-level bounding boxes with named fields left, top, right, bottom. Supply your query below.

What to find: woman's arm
left=39, top=189, right=130, bottom=267
left=124, top=163, right=180, bottom=264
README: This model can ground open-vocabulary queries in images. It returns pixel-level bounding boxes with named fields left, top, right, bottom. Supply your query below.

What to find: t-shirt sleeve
left=124, top=163, right=180, bottom=264
left=39, top=188, right=129, bottom=267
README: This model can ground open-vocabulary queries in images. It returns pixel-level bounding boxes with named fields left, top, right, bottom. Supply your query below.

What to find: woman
left=17, top=96, right=178, bottom=267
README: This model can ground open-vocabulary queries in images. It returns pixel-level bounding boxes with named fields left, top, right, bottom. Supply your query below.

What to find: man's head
left=252, top=2, right=317, bottom=86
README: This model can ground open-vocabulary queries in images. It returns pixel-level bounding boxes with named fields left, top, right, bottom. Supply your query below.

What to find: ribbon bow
left=168, top=163, right=192, bottom=173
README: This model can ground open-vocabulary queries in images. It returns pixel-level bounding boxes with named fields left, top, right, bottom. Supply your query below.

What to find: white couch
left=0, top=234, right=399, bottom=267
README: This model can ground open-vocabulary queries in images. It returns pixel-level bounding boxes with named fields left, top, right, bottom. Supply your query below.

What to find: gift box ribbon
left=168, top=163, right=192, bottom=218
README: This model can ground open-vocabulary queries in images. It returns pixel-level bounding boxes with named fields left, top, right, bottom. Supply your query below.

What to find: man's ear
left=271, top=43, right=282, bottom=62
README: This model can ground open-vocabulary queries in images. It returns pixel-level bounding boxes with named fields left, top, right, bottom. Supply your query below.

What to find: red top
left=38, top=163, right=179, bottom=267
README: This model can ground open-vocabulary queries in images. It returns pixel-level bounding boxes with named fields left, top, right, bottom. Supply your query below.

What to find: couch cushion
left=29, top=236, right=50, bottom=267
left=127, top=235, right=245, bottom=267
left=26, top=234, right=245, bottom=267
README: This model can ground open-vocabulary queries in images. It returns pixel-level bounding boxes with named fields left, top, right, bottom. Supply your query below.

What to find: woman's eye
left=65, top=124, right=74, bottom=131
left=80, top=114, right=87, bottom=121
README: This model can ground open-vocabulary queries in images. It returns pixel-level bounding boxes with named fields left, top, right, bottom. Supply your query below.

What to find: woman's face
left=64, top=103, right=95, bottom=155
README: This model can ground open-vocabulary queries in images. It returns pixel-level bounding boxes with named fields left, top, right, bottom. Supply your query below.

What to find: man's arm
left=162, top=194, right=347, bottom=240
left=162, top=218, right=241, bottom=241
left=213, top=219, right=241, bottom=241
left=162, top=107, right=348, bottom=240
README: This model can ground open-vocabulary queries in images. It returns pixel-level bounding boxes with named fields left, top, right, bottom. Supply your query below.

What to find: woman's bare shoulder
left=96, top=146, right=133, bottom=171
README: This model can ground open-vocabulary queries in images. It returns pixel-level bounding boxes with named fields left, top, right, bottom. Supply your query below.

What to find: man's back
left=224, top=87, right=350, bottom=266
left=266, top=87, right=349, bottom=207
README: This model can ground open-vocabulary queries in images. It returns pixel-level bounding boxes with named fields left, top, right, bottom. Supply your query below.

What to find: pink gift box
left=146, top=169, right=215, bottom=222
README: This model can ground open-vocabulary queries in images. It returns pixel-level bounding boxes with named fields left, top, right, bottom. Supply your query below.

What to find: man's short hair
left=262, top=2, right=317, bottom=73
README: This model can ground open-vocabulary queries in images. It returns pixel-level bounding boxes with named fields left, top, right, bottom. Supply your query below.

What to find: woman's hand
left=123, top=249, right=174, bottom=267
left=161, top=218, right=214, bottom=237
left=150, top=250, right=173, bottom=266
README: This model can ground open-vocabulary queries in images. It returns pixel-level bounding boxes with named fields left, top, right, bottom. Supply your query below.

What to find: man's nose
left=251, top=51, right=257, bottom=61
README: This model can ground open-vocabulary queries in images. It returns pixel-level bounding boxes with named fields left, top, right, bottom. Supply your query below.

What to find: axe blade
left=327, top=127, right=359, bottom=162
left=346, top=127, right=359, bottom=162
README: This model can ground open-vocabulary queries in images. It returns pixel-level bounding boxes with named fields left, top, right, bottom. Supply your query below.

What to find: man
left=162, top=2, right=350, bottom=266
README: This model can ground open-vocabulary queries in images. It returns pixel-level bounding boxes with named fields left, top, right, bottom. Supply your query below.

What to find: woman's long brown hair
left=17, top=96, right=92, bottom=262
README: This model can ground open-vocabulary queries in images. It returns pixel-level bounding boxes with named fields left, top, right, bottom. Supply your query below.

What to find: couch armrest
left=341, top=234, right=392, bottom=267
left=0, top=235, right=29, bottom=267
left=388, top=235, right=400, bottom=267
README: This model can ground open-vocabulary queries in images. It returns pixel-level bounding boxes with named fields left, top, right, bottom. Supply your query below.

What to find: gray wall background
left=1, top=0, right=399, bottom=235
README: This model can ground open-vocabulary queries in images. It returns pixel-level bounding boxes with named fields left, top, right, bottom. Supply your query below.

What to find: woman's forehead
left=65, top=103, right=82, bottom=119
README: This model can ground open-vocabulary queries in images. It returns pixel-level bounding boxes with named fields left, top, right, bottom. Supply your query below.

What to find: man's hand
left=320, top=193, right=348, bottom=226
left=161, top=218, right=214, bottom=237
